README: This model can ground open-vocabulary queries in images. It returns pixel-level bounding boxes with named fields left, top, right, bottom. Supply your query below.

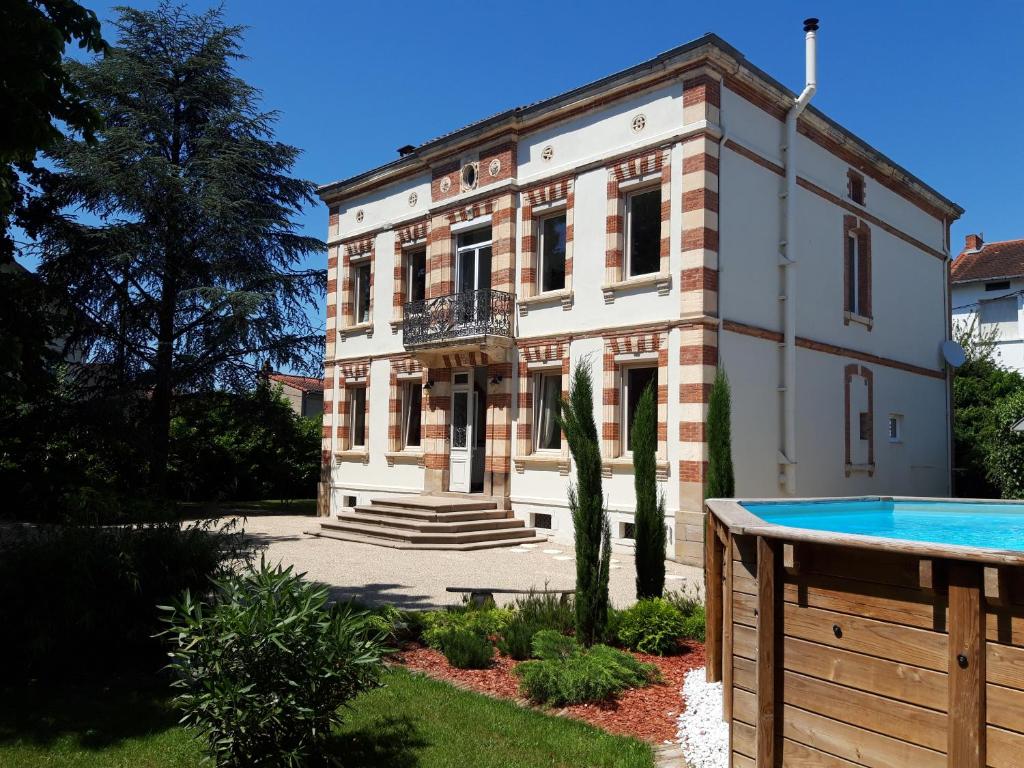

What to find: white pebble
left=677, top=667, right=729, bottom=768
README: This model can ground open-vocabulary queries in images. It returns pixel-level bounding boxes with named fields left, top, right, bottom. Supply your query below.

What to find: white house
left=315, top=22, right=963, bottom=566
left=951, top=234, right=1024, bottom=372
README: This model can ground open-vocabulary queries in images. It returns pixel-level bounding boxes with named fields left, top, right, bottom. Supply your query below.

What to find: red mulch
left=392, top=640, right=706, bottom=744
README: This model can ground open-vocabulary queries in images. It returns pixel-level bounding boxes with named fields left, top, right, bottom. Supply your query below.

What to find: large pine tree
left=33, top=3, right=325, bottom=493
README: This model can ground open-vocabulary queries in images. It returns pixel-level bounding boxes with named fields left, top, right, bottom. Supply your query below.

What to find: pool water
left=743, top=499, right=1024, bottom=552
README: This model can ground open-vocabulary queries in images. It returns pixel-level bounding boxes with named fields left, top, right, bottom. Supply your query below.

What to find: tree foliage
left=631, top=382, right=665, bottom=599
left=953, top=318, right=1024, bottom=497
left=706, top=368, right=735, bottom=499
left=989, top=390, right=1024, bottom=499
left=558, top=358, right=611, bottom=646
left=33, top=2, right=325, bottom=493
left=1, top=0, right=106, bottom=261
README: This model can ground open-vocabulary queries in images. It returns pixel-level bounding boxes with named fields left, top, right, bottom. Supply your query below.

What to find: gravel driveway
left=240, top=515, right=702, bottom=610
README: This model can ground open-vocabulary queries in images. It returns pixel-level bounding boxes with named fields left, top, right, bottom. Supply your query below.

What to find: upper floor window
left=622, top=365, right=657, bottom=453
left=843, top=216, right=872, bottom=323
left=846, top=233, right=863, bottom=316
left=539, top=213, right=567, bottom=293
left=985, top=281, right=1011, bottom=292
left=354, top=259, right=371, bottom=324
left=980, top=296, right=1019, bottom=340
left=847, top=169, right=866, bottom=206
left=533, top=372, right=561, bottom=451
left=626, top=188, right=661, bottom=277
left=406, top=249, right=426, bottom=304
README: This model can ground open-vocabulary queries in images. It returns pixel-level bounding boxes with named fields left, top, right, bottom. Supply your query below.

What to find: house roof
left=951, top=239, right=1024, bottom=284
left=268, top=373, right=324, bottom=394
left=317, top=32, right=962, bottom=221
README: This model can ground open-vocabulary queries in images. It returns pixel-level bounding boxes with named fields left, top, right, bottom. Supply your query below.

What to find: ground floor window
left=533, top=372, right=561, bottom=451
left=402, top=380, right=421, bottom=448
left=350, top=386, right=366, bottom=448
left=621, top=365, right=657, bottom=454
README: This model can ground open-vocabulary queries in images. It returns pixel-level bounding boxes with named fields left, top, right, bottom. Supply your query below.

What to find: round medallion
left=541, top=145, right=554, bottom=162
left=631, top=113, right=647, bottom=133
left=355, top=209, right=364, bottom=223
left=488, top=158, right=501, bottom=177
left=408, top=191, right=418, bottom=207
left=440, top=177, right=452, bottom=193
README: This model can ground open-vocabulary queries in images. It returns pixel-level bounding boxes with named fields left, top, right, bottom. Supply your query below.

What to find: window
left=848, top=169, right=865, bottom=205
left=846, top=233, right=861, bottom=316
left=980, top=296, right=1019, bottom=339
left=405, top=249, right=426, bottom=304
left=533, top=372, right=561, bottom=451
left=622, top=366, right=657, bottom=453
left=401, top=380, right=422, bottom=448
left=532, top=512, right=552, bottom=530
left=985, top=281, right=1011, bottom=292
left=354, top=260, right=371, bottom=324
left=625, top=188, right=661, bottom=276
left=621, top=522, right=636, bottom=540
left=539, top=213, right=566, bottom=293
left=349, top=386, right=366, bottom=448
left=888, top=414, right=903, bottom=444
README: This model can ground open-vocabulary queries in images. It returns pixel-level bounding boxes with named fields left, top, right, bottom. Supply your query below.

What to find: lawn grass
left=0, top=669, right=654, bottom=768
left=178, top=497, right=318, bottom=519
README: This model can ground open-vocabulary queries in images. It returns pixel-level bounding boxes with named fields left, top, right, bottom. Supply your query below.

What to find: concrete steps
left=307, top=494, right=545, bottom=551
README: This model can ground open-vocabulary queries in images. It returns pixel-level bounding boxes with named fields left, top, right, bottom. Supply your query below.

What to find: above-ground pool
left=744, top=498, right=1024, bottom=552
left=704, top=496, right=1024, bottom=768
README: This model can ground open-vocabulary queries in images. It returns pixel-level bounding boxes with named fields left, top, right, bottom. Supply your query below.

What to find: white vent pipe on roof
left=779, top=18, right=818, bottom=494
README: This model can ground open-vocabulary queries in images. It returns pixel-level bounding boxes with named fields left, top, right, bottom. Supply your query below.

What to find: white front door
left=449, top=373, right=475, bottom=492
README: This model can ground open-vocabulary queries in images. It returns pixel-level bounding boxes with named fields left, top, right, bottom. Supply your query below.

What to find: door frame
left=448, top=371, right=475, bottom=493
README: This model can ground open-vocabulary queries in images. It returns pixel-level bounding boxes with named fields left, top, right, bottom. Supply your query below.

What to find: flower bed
left=394, top=640, right=706, bottom=743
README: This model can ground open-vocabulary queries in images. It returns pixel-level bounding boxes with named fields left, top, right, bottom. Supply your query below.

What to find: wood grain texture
left=706, top=513, right=723, bottom=682
left=756, top=536, right=779, bottom=767
left=947, top=562, right=985, bottom=767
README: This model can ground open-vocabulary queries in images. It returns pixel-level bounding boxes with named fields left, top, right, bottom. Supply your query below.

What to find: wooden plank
left=734, top=655, right=755, bottom=692
left=985, top=603, right=1024, bottom=645
left=732, top=753, right=755, bottom=768
left=734, top=686, right=757, bottom=725
left=987, top=640, right=1024, bottom=689
left=756, top=536, right=779, bottom=768
left=733, top=566, right=758, bottom=596
left=723, top=541, right=734, bottom=722
left=797, top=544, right=924, bottom=590
left=948, top=562, right=985, bottom=768
left=783, top=602, right=948, bottom=671
left=732, top=534, right=757, bottom=565
left=988, top=725, right=1024, bottom=768
left=706, top=513, right=723, bottom=683
left=781, top=705, right=946, bottom=768
left=783, top=635, right=946, bottom=711
left=733, top=719, right=755, bottom=758
left=734, top=623, right=757, bottom=660
left=783, top=572, right=945, bottom=631
left=734, top=590, right=757, bottom=627
left=987, top=683, right=1024, bottom=734
left=782, top=670, right=947, bottom=752
left=781, top=738, right=868, bottom=768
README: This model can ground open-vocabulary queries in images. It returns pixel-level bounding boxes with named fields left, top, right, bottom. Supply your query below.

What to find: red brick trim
left=340, top=236, right=376, bottom=330
left=722, top=320, right=943, bottom=379
left=601, top=331, right=669, bottom=466
left=392, top=219, right=429, bottom=324
left=519, top=176, right=574, bottom=307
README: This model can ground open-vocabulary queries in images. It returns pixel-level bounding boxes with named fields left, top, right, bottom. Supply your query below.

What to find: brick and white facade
left=317, top=34, right=962, bottom=565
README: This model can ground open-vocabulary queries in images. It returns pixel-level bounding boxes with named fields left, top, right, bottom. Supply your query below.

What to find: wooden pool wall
left=704, top=498, right=1024, bottom=768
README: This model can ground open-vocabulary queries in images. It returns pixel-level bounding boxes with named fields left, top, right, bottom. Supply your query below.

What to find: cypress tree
left=558, top=358, right=611, bottom=646
left=632, top=382, right=665, bottom=599
left=706, top=368, right=735, bottom=498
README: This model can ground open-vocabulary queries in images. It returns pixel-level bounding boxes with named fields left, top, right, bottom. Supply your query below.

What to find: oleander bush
left=442, top=628, right=495, bottom=669
left=161, top=560, right=387, bottom=768
left=616, top=598, right=687, bottom=655
left=515, top=635, right=659, bottom=706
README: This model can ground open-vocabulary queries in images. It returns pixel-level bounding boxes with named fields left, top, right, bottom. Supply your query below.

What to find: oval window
left=461, top=163, right=477, bottom=189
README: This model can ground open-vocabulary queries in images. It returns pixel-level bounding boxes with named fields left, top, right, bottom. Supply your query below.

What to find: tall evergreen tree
left=631, top=382, right=665, bottom=599
left=706, top=368, right=735, bottom=498
left=33, top=3, right=325, bottom=493
left=558, top=358, right=611, bottom=646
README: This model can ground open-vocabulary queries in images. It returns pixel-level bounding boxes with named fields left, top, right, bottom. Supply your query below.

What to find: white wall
left=952, top=279, right=1024, bottom=373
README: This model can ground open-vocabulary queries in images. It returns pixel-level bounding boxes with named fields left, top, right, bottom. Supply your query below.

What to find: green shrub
left=531, top=629, right=581, bottom=661
left=665, top=589, right=706, bottom=642
left=442, top=629, right=495, bottom=669
left=516, top=643, right=659, bottom=706
left=603, top=606, right=624, bottom=645
left=0, top=520, right=246, bottom=680
left=162, top=559, right=387, bottom=768
left=617, top=598, right=687, bottom=655
left=498, top=614, right=543, bottom=660
left=512, top=590, right=575, bottom=634
left=421, top=606, right=512, bottom=652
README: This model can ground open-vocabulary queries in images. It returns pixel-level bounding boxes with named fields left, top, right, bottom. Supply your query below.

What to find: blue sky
left=62, top=0, right=1024, bottom=262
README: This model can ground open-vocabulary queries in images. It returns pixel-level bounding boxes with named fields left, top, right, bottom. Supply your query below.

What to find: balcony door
left=455, top=228, right=492, bottom=326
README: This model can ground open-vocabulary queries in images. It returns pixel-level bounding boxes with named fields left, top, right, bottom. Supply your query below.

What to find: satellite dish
left=942, top=340, right=966, bottom=368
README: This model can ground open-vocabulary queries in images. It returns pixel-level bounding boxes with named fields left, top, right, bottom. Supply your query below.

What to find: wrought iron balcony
left=402, top=289, right=515, bottom=348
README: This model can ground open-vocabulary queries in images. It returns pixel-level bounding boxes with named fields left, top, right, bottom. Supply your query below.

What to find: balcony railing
left=402, top=289, right=515, bottom=348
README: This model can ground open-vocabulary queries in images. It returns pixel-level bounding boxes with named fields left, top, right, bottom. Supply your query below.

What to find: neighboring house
left=951, top=234, right=1024, bottom=372
left=268, top=373, right=324, bottom=418
left=316, top=23, right=962, bottom=566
